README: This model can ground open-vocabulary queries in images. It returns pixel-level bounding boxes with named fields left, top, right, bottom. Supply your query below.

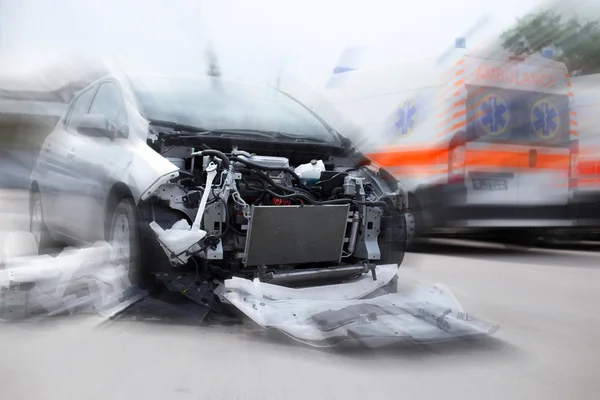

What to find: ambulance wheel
left=496, top=229, right=545, bottom=249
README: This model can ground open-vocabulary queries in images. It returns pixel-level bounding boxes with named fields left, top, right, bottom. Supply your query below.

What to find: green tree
left=501, top=11, right=600, bottom=75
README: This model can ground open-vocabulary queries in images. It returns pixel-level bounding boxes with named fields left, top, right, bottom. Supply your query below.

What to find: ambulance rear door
left=463, top=59, right=571, bottom=209
left=514, top=88, right=571, bottom=207
left=463, top=85, right=520, bottom=206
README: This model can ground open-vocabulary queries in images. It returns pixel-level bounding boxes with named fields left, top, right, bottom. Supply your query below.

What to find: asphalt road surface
left=1, top=190, right=599, bottom=400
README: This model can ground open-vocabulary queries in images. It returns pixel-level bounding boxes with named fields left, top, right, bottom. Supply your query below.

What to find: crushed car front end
left=138, top=130, right=408, bottom=305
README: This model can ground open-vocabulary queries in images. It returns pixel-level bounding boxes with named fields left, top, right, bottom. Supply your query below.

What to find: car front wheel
left=107, top=197, right=145, bottom=286
left=30, top=191, right=57, bottom=253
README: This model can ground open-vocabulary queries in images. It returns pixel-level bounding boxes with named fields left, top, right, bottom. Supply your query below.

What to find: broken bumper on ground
left=0, top=235, right=147, bottom=321
left=219, top=264, right=499, bottom=347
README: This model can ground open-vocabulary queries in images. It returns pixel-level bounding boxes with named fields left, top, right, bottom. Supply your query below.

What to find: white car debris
left=0, top=232, right=146, bottom=321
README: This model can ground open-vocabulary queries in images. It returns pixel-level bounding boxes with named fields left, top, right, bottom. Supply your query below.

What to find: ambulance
left=323, top=46, right=579, bottom=246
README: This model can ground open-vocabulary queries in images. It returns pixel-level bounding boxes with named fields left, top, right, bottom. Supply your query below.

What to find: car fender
left=108, top=136, right=179, bottom=204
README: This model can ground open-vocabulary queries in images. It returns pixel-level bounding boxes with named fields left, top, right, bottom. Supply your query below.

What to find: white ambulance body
left=324, top=48, right=578, bottom=240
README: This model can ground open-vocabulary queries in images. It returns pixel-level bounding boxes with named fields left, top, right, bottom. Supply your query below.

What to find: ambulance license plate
left=472, top=179, right=507, bottom=190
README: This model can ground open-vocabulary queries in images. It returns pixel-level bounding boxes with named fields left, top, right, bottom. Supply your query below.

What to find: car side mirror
left=77, top=114, right=117, bottom=139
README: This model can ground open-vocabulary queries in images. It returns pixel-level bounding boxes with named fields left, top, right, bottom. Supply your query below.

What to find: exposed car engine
left=140, top=138, right=407, bottom=295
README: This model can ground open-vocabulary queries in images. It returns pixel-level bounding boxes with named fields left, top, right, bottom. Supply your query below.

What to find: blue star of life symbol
left=531, top=99, right=560, bottom=139
left=394, top=101, right=416, bottom=136
left=479, top=93, right=509, bottom=135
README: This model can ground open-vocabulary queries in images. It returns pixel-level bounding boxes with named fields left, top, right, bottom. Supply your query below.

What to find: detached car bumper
left=218, top=264, right=499, bottom=347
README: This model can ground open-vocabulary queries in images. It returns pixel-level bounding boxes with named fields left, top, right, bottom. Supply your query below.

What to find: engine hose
left=265, top=189, right=316, bottom=204
left=236, top=168, right=293, bottom=193
left=237, top=168, right=318, bottom=200
left=198, top=149, right=230, bottom=169
left=230, top=156, right=311, bottom=191
left=242, top=176, right=267, bottom=191
left=258, top=170, right=318, bottom=200
left=330, top=187, right=344, bottom=199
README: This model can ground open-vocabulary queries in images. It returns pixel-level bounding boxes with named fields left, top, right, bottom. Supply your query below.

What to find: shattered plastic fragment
left=0, top=233, right=148, bottom=321
left=150, top=220, right=207, bottom=265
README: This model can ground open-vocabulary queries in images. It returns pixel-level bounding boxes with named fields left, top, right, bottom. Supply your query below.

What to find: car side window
left=65, top=88, right=95, bottom=132
left=89, top=82, right=127, bottom=128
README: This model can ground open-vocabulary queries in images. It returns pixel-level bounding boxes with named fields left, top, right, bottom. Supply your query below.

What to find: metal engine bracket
left=354, top=206, right=383, bottom=260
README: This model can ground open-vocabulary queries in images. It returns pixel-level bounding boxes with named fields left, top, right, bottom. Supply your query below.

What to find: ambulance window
left=466, top=86, right=513, bottom=144
left=521, top=92, right=570, bottom=147
left=465, top=85, right=569, bottom=147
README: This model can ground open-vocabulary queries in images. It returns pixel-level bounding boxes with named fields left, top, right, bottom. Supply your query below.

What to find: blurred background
left=1, top=1, right=600, bottom=399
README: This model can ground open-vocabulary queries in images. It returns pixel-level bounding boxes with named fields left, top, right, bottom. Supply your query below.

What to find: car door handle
left=67, top=149, right=76, bottom=160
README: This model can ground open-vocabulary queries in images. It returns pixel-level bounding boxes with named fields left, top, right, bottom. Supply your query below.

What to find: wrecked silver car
left=22, top=70, right=498, bottom=346
left=30, top=73, right=407, bottom=298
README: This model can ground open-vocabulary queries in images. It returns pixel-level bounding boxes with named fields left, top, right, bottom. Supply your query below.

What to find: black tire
left=379, top=212, right=406, bottom=266
left=30, top=190, right=59, bottom=253
left=107, top=197, right=148, bottom=287
left=405, top=210, right=419, bottom=251
left=406, top=195, right=425, bottom=251
left=379, top=239, right=405, bottom=266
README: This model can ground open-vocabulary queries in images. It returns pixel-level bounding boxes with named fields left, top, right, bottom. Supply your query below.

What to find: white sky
left=0, top=0, right=550, bottom=89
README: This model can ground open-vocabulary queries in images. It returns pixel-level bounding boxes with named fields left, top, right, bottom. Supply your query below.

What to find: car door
left=68, top=80, right=129, bottom=242
left=42, top=87, right=96, bottom=236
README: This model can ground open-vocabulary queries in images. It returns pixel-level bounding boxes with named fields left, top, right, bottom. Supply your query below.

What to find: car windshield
left=129, top=76, right=338, bottom=143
